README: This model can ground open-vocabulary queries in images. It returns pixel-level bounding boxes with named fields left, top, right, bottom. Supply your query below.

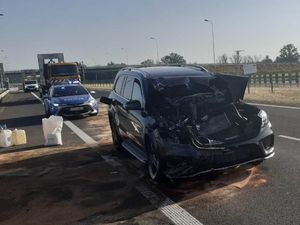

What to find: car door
left=126, top=79, right=145, bottom=148
left=117, top=75, right=135, bottom=139
left=110, top=75, right=126, bottom=135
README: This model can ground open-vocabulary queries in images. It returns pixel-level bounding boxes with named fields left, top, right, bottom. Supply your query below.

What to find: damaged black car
left=100, top=66, right=275, bottom=181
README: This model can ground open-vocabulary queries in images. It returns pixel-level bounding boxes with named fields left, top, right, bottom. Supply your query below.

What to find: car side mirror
left=90, top=90, right=96, bottom=94
left=100, top=96, right=112, bottom=105
left=124, top=100, right=142, bottom=111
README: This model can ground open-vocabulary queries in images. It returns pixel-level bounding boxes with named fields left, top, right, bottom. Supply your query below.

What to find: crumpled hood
left=214, top=73, right=249, bottom=101
left=149, top=73, right=249, bottom=102
left=51, top=95, right=90, bottom=106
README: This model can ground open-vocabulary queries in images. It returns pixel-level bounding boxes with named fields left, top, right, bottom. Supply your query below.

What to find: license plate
left=69, top=107, right=84, bottom=111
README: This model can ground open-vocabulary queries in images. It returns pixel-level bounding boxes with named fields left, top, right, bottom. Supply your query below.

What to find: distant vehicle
left=44, top=83, right=98, bottom=117
left=37, top=53, right=81, bottom=97
left=100, top=66, right=275, bottom=181
left=23, top=80, right=39, bottom=92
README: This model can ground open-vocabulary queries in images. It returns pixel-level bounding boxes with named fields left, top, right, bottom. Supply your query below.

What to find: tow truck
left=38, top=53, right=81, bottom=96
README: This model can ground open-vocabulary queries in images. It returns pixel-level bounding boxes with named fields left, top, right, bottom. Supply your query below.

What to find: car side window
left=114, top=76, right=125, bottom=95
left=131, top=80, right=143, bottom=104
left=123, top=76, right=134, bottom=99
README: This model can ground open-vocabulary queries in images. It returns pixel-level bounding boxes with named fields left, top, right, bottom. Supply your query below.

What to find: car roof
left=120, top=66, right=211, bottom=79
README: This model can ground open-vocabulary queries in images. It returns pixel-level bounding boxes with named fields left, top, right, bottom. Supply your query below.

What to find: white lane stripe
left=137, top=185, right=203, bottom=225
left=31, top=92, right=44, bottom=103
left=248, top=102, right=300, bottom=110
left=64, top=120, right=98, bottom=145
left=278, top=135, right=300, bottom=142
left=0, top=90, right=9, bottom=100
left=30, top=89, right=204, bottom=225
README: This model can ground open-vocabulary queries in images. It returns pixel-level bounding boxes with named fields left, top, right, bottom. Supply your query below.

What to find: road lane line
left=137, top=185, right=203, bottom=225
left=0, top=90, right=9, bottom=101
left=278, top=135, right=300, bottom=142
left=31, top=92, right=44, bottom=104
left=64, top=121, right=99, bottom=146
left=248, top=102, right=300, bottom=110
left=30, top=89, right=204, bottom=225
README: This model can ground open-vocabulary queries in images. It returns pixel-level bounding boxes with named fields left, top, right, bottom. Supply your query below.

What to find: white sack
left=42, top=115, right=63, bottom=146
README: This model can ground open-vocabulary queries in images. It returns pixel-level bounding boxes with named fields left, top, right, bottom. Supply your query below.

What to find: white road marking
left=278, top=135, right=300, bottom=142
left=248, top=102, right=300, bottom=110
left=30, top=89, right=204, bottom=225
left=64, top=121, right=98, bottom=146
left=137, top=185, right=203, bottom=225
left=31, top=92, right=44, bottom=104
left=0, top=90, right=9, bottom=101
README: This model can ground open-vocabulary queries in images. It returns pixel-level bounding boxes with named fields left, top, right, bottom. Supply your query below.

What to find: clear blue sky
left=0, top=0, right=300, bottom=70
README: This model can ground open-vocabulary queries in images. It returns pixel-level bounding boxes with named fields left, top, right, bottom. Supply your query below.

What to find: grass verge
left=244, top=86, right=300, bottom=107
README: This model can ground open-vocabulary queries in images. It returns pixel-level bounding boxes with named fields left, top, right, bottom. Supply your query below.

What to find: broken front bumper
left=161, top=124, right=275, bottom=178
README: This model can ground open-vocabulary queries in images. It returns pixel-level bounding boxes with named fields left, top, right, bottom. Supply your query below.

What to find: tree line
left=217, top=44, right=300, bottom=64
left=107, top=43, right=300, bottom=66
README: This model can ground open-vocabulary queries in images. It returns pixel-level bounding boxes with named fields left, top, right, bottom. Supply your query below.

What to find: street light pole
left=0, top=14, right=4, bottom=88
left=204, top=19, right=216, bottom=68
left=150, top=37, right=159, bottom=64
left=121, top=48, right=129, bottom=65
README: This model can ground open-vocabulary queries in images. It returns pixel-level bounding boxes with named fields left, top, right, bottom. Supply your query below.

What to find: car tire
left=111, top=120, right=123, bottom=151
left=147, top=142, right=166, bottom=182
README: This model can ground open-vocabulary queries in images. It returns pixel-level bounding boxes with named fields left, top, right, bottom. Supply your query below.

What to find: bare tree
left=253, top=55, right=261, bottom=62
left=229, top=55, right=239, bottom=63
left=242, top=55, right=255, bottom=63
left=241, top=55, right=261, bottom=63
left=217, top=54, right=228, bottom=64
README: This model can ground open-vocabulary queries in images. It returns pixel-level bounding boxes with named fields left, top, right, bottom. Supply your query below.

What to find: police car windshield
left=24, top=80, right=37, bottom=84
left=52, top=85, right=88, bottom=97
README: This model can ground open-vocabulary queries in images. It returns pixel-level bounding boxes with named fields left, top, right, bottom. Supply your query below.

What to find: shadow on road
left=0, top=144, right=155, bottom=225
left=0, top=99, right=41, bottom=107
left=0, top=114, right=44, bottom=128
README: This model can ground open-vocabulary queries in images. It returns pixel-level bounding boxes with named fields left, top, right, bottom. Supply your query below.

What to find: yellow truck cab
left=47, top=62, right=81, bottom=82
left=38, top=53, right=81, bottom=96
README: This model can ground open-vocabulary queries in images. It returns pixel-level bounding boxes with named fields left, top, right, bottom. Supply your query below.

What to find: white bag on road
left=0, top=129, right=12, bottom=147
left=42, top=116, right=63, bottom=146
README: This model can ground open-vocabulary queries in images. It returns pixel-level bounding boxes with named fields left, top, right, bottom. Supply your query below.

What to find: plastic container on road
left=0, top=129, right=12, bottom=147
left=12, top=129, right=27, bottom=145
left=42, top=115, right=63, bottom=146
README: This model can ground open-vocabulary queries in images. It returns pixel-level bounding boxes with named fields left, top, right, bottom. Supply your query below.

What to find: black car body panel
left=102, top=66, right=275, bottom=179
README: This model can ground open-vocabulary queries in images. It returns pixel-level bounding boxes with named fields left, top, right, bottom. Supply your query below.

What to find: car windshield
left=52, top=85, right=88, bottom=97
left=24, top=80, right=37, bottom=84
left=50, top=65, right=78, bottom=76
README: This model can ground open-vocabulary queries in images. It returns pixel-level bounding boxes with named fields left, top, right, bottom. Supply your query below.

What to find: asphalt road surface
left=0, top=89, right=299, bottom=225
